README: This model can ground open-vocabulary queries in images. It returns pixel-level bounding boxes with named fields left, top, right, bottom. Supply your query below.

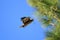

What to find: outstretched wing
left=21, top=17, right=26, bottom=21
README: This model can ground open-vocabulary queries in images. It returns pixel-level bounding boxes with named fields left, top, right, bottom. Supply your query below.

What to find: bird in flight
left=20, top=17, right=33, bottom=28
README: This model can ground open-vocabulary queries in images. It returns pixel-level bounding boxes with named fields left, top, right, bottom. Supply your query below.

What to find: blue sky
left=0, top=0, right=45, bottom=40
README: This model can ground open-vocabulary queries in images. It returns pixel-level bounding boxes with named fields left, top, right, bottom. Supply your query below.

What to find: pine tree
left=27, top=0, right=60, bottom=40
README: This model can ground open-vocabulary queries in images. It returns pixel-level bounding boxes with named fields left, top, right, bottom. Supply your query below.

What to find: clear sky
left=1, top=0, right=45, bottom=40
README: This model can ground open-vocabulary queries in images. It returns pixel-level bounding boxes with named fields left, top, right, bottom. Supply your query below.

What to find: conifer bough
left=27, top=0, right=60, bottom=40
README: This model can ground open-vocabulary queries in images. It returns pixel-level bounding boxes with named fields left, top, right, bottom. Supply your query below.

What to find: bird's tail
left=19, top=25, right=25, bottom=28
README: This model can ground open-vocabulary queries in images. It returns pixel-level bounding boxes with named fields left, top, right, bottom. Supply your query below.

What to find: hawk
left=20, top=17, right=33, bottom=28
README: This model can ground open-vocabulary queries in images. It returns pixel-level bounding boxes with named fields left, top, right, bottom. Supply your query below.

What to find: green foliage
left=27, top=0, right=60, bottom=40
